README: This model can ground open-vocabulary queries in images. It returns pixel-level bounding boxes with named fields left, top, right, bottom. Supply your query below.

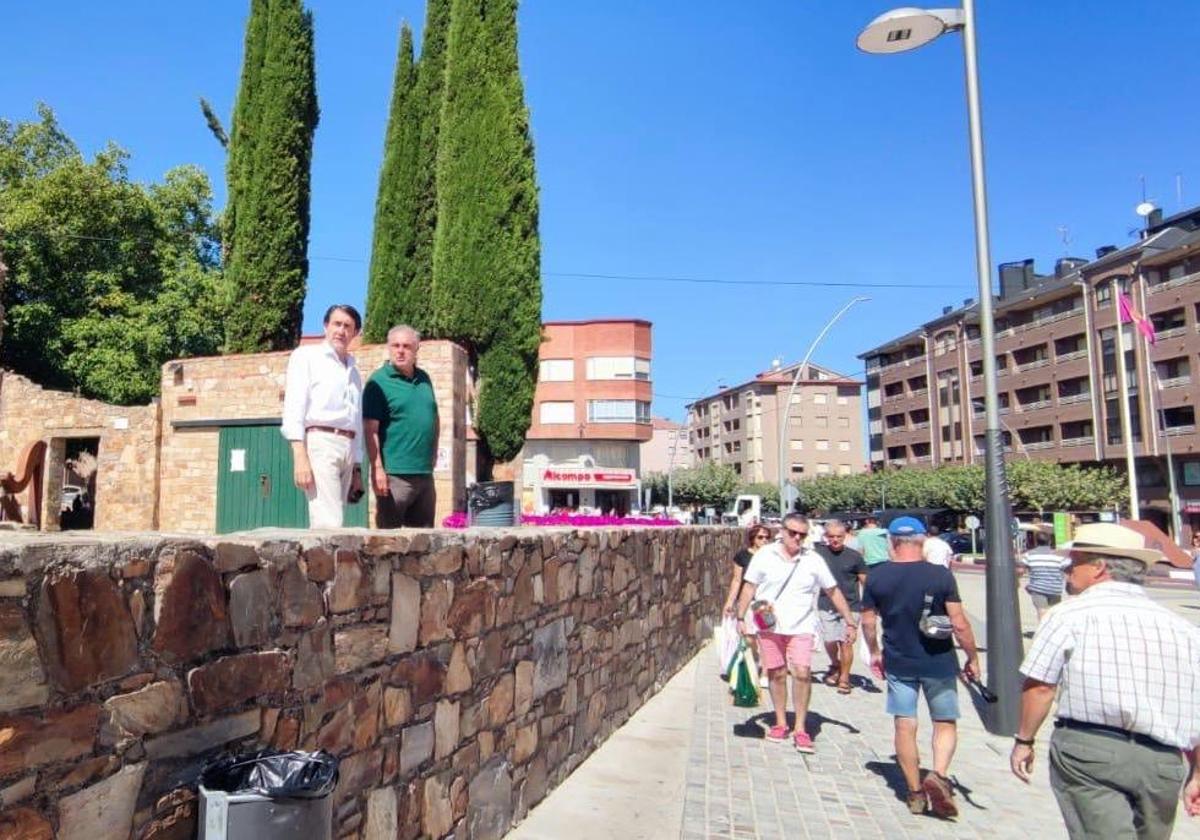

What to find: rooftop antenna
left=1176, top=172, right=1184, bottom=210
left=1057, top=225, right=1072, bottom=255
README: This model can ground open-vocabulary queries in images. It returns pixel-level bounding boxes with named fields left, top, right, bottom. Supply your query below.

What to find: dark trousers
left=1049, top=724, right=1186, bottom=840
left=376, top=474, right=436, bottom=528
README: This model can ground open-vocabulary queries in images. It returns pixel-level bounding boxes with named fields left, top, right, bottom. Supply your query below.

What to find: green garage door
left=216, top=425, right=367, bottom=533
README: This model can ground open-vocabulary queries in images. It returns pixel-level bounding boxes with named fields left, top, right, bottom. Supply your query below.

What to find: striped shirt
left=1019, top=581, right=1200, bottom=749
left=1018, top=548, right=1068, bottom=596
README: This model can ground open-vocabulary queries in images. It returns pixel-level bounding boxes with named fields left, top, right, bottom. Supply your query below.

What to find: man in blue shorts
left=861, top=516, right=982, bottom=819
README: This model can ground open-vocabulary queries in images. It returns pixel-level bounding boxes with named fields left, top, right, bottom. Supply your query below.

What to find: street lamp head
left=856, top=7, right=965, bottom=54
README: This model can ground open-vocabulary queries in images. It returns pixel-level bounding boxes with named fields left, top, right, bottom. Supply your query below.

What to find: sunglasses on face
left=785, top=528, right=809, bottom=539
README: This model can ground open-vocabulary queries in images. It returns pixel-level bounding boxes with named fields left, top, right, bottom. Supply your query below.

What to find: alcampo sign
left=541, top=468, right=636, bottom=487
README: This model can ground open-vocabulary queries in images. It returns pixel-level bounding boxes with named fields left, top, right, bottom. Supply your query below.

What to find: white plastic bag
left=717, top=615, right=740, bottom=675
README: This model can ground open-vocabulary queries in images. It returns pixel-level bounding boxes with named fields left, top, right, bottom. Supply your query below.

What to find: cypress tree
left=432, top=0, right=541, bottom=465
left=364, top=24, right=419, bottom=343
left=224, top=0, right=268, bottom=267
left=224, top=0, right=319, bottom=352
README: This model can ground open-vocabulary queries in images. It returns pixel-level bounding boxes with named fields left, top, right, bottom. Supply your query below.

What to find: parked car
left=944, top=531, right=976, bottom=556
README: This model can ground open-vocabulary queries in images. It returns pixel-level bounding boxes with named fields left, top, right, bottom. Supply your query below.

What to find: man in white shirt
left=922, top=526, right=954, bottom=568
left=737, top=513, right=858, bottom=754
left=1011, top=523, right=1200, bottom=839
left=281, top=305, right=365, bottom=528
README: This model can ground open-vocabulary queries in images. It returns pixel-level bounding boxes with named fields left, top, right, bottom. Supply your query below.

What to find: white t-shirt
left=923, top=536, right=953, bottom=568
left=743, top=543, right=836, bottom=636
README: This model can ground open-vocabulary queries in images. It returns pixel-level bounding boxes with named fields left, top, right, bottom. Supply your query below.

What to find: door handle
left=259, top=474, right=271, bottom=498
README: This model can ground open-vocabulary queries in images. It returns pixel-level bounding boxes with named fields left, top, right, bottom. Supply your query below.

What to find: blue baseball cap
left=887, top=516, right=926, bottom=536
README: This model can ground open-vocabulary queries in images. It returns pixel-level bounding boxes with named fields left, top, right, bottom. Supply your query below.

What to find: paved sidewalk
left=681, top=575, right=1200, bottom=839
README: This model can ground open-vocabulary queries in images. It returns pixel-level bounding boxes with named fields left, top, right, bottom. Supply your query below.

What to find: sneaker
left=906, top=791, right=927, bottom=815
left=765, top=724, right=790, bottom=742
left=922, top=773, right=958, bottom=818
left=793, top=731, right=815, bottom=753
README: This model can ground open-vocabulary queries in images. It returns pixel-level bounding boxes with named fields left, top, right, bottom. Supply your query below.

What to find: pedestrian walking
left=363, top=325, right=440, bottom=527
left=1018, top=531, right=1069, bottom=622
left=922, top=525, right=953, bottom=568
left=861, top=516, right=982, bottom=818
left=736, top=513, right=858, bottom=753
left=857, top=514, right=891, bottom=567
left=1190, top=532, right=1200, bottom=590
left=281, top=304, right=365, bottom=529
left=814, top=520, right=867, bottom=694
left=1011, top=522, right=1200, bottom=840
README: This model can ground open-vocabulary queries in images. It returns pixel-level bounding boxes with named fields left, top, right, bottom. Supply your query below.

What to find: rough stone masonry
left=0, top=526, right=737, bottom=839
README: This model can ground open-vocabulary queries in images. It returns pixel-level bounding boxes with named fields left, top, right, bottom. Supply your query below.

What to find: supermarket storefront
left=522, top=457, right=641, bottom=516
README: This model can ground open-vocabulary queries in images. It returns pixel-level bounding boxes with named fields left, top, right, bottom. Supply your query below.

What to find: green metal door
left=216, top=425, right=367, bottom=533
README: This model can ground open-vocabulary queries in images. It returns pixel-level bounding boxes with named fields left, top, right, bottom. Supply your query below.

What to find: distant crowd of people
left=722, top=514, right=1199, bottom=837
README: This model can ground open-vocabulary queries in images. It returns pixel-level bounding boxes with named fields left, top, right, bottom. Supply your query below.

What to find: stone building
left=0, top=340, right=467, bottom=534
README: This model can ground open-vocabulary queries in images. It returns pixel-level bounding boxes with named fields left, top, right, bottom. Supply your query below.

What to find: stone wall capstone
left=0, top=525, right=737, bottom=838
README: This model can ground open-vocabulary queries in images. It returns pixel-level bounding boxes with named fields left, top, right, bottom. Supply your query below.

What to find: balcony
left=1056, top=349, right=1087, bottom=363
left=888, top=458, right=906, bottom=467
left=1023, top=440, right=1056, bottom=451
left=1016, top=399, right=1053, bottom=413
left=914, top=455, right=933, bottom=463
left=1159, top=375, right=1192, bottom=389
left=1155, top=326, right=1188, bottom=340
left=1164, top=425, right=1197, bottom=436
left=1148, top=271, right=1200, bottom=294
left=910, top=388, right=929, bottom=398
left=1058, top=392, right=1091, bottom=406
left=1015, top=358, right=1051, bottom=373
left=1060, top=435, right=1094, bottom=447
left=910, top=421, right=931, bottom=430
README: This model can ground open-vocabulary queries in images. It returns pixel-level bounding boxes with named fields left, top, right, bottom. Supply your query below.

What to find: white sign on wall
left=230, top=449, right=246, bottom=473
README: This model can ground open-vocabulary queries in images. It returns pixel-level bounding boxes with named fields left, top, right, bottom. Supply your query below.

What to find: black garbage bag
left=201, top=750, right=339, bottom=799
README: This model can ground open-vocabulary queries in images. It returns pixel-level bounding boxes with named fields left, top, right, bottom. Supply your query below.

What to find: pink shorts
left=757, top=632, right=816, bottom=673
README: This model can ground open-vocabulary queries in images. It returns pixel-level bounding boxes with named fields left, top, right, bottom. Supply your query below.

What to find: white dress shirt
left=1020, top=580, right=1200, bottom=749
left=281, top=342, right=364, bottom=461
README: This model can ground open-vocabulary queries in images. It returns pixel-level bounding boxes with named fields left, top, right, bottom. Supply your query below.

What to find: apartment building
left=640, top=417, right=692, bottom=475
left=519, top=319, right=653, bottom=514
left=685, top=362, right=865, bottom=484
left=859, top=205, right=1200, bottom=536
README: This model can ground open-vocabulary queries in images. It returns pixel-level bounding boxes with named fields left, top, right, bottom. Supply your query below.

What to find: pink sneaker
left=793, top=731, right=815, bottom=753
left=765, top=724, right=790, bottom=742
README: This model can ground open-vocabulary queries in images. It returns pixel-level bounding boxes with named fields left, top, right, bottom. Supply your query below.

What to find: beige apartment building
left=685, top=361, right=865, bottom=484
left=859, top=205, right=1200, bottom=538
left=640, top=417, right=692, bottom=475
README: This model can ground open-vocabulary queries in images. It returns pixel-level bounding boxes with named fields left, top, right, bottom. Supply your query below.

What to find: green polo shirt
left=362, top=364, right=438, bottom=475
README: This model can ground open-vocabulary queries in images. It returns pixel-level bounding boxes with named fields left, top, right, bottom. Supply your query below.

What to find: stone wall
left=0, top=525, right=736, bottom=839
left=0, top=371, right=160, bottom=531
left=158, top=340, right=468, bottom=532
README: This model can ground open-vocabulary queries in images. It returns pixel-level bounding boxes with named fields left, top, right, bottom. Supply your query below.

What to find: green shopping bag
left=730, top=642, right=759, bottom=708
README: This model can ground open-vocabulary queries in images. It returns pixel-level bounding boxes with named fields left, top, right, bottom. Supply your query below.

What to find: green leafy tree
left=223, top=0, right=319, bottom=352
left=432, top=0, right=540, bottom=466
left=673, top=461, right=740, bottom=510
left=738, top=481, right=781, bottom=515
left=0, top=107, right=226, bottom=404
left=643, top=471, right=671, bottom=507
left=364, top=23, right=420, bottom=342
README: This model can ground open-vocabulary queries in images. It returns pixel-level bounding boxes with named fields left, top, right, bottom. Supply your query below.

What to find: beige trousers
left=304, top=430, right=355, bottom=529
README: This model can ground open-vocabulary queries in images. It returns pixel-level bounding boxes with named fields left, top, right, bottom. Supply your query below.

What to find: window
left=817, top=463, right=831, bottom=475
left=587, top=400, right=651, bottom=423
left=585, top=357, right=650, bottom=380
left=815, top=416, right=829, bottom=428
left=539, top=401, right=575, bottom=424
left=813, top=393, right=827, bottom=405
left=837, top=396, right=848, bottom=406
left=837, top=464, right=852, bottom=476
left=789, top=440, right=804, bottom=451
left=838, top=417, right=850, bottom=428
left=790, top=463, right=805, bottom=474
left=539, top=359, right=573, bottom=381
left=816, top=440, right=829, bottom=451
left=838, top=441, right=850, bottom=451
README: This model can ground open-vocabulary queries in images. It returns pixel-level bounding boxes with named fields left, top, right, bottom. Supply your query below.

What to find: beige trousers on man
left=304, top=430, right=355, bottom=529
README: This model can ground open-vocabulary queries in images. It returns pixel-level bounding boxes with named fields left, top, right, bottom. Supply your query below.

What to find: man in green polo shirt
left=363, top=325, right=440, bottom=527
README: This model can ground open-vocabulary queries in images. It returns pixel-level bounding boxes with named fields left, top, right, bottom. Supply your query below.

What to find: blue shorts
left=885, top=672, right=960, bottom=720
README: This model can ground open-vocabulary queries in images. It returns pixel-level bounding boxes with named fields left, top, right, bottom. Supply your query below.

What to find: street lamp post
left=776, top=296, right=870, bottom=511
left=858, top=3, right=1023, bottom=734
left=1150, top=367, right=1183, bottom=544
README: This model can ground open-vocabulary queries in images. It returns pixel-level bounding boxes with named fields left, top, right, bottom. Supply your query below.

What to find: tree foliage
left=738, top=481, right=781, bottom=515
left=794, top=463, right=1127, bottom=516
left=672, top=461, right=741, bottom=510
left=432, top=0, right=541, bottom=464
left=0, top=106, right=226, bottom=404
left=223, top=0, right=319, bottom=353
left=364, top=24, right=420, bottom=342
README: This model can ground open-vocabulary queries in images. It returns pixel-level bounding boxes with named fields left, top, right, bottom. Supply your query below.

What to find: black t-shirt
left=732, top=548, right=753, bottom=599
left=861, top=561, right=961, bottom=678
left=814, top=544, right=866, bottom=611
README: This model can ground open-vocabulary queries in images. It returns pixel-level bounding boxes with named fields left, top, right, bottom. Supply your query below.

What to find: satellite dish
left=1135, top=201, right=1158, bottom=217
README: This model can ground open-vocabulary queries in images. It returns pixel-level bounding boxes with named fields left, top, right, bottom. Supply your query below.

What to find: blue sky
left=5, top=1, right=1199, bottom=424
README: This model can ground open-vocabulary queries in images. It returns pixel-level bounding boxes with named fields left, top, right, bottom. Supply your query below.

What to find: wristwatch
left=1013, top=735, right=1035, bottom=747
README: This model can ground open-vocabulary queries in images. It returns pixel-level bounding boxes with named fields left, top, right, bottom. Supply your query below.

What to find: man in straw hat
left=1009, top=522, right=1200, bottom=839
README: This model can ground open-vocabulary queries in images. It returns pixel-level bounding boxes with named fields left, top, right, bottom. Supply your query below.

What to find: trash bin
left=467, top=481, right=517, bottom=526
left=198, top=750, right=338, bottom=840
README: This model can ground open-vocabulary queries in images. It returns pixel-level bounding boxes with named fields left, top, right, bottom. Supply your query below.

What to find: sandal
left=837, top=682, right=852, bottom=694
left=822, top=673, right=839, bottom=686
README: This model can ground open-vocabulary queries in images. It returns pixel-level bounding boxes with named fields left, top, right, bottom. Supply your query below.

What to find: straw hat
left=1059, top=522, right=1163, bottom=567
